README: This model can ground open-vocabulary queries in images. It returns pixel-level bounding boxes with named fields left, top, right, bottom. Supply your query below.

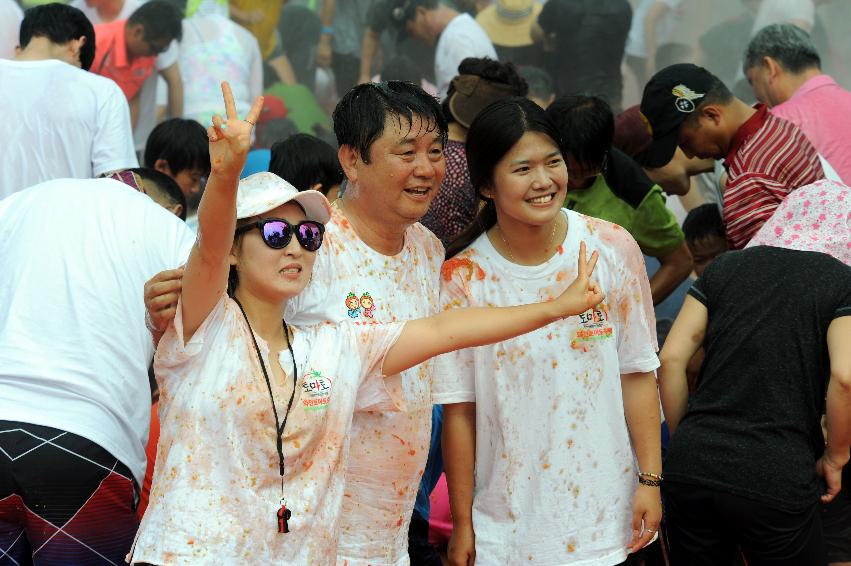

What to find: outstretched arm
left=180, top=83, right=263, bottom=342
left=383, top=243, right=604, bottom=376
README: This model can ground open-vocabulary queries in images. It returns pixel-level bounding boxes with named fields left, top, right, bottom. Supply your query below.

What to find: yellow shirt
left=230, top=0, right=284, bottom=58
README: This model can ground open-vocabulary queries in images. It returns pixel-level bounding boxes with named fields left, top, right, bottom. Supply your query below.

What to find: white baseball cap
left=236, top=172, right=331, bottom=223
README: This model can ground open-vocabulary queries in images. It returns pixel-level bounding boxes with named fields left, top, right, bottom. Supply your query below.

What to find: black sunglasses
left=235, top=218, right=325, bottom=252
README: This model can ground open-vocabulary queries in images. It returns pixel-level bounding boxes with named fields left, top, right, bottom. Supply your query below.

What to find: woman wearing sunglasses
left=128, top=84, right=606, bottom=565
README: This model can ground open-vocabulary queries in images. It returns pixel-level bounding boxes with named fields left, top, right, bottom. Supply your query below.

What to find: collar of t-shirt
left=724, top=103, right=768, bottom=168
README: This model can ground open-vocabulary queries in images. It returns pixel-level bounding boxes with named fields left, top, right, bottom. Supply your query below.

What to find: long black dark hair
left=445, top=97, right=564, bottom=259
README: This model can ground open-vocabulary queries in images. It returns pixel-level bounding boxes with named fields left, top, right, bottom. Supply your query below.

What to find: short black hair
left=689, top=75, right=734, bottom=124
left=269, top=134, right=344, bottom=195
left=332, top=81, right=447, bottom=163
left=19, top=4, right=96, bottom=70
left=547, top=95, right=613, bottom=170
left=390, top=0, right=438, bottom=25
left=128, top=0, right=183, bottom=44
left=130, top=167, right=187, bottom=220
left=518, top=66, right=554, bottom=102
left=683, top=203, right=725, bottom=243
left=744, top=23, right=821, bottom=74
left=144, top=118, right=210, bottom=177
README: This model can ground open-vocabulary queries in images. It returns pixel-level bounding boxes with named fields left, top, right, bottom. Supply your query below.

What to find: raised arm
left=180, top=83, right=263, bottom=342
left=658, top=294, right=707, bottom=433
left=383, top=243, right=604, bottom=376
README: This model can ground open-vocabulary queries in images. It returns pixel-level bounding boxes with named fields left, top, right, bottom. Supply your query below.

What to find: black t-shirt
left=665, top=247, right=851, bottom=509
left=537, top=0, right=632, bottom=107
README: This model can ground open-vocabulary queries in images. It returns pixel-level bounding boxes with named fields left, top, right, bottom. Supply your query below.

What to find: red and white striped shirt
left=723, top=104, right=825, bottom=249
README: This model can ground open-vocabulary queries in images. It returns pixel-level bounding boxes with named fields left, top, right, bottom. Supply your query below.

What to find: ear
left=480, top=183, right=495, bottom=200
left=338, top=145, right=359, bottom=184
left=764, top=56, right=782, bottom=81
left=171, top=203, right=184, bottom=218
left=153, top=158, right=174, bottom=177
left=228, top=240, right=240, bottom=267
left=700, top=104, right=723, bottom=127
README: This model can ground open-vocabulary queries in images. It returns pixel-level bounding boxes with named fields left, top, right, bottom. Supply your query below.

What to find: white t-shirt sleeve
left=431, top=259, right=481, bottom=404
left=156, top=293, right=230, bottom=378
left=348, top=321, right=407, bottom=411
left=156, top=41, right=179, bottom=71
left=611, top=231, right=660, bottom=375
left=92, top=80, right=139, bottom=176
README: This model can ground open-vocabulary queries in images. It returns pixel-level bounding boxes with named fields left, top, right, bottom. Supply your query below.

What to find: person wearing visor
left=421, top=57, right=528, bottom=246
left=129, top=83, right=607, bottom=564
left=638, top=63, right=829, bottom=250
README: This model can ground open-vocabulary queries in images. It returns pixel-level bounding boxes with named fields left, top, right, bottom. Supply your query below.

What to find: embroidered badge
left=360, top=292, right=376, bottom=318
left=571, top=303, right=614, bottom=350
left=301, top=370, right=333, bottom=411
left=672, top=84, right=705, bottom=113
left=345, top=292, right=361, bottom=318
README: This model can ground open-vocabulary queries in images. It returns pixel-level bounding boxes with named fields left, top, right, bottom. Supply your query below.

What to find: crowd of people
left=0, top=1, right=849, bottom=565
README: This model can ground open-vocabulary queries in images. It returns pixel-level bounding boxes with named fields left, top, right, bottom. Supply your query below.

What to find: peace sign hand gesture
left=207, top=81, right=264, bottom=178
left=554, top=241, right=605, bottom=317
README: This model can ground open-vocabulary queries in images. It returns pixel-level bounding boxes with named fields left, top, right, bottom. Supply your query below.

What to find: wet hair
left=144, top=118, right=211, bottom=177
left=19, top=4, right=96, bottom=70
left=743, top=23, right=821, bottom=74
left=683, top=203, right=725, bottom=244
left=518, top=66, right=554, bottom=103
left=128, top=0, right=183, bottom=44
left=446, top=97, right=563, bottom=258
left=332, top=80, right=447, bottom=163
left=130, top=167, right=187, bottom=220
left=547, top=95, right=613, bottom=171
left=442, top=57, right=529, bottom=123
left=269, top=134, right=344, bottom=195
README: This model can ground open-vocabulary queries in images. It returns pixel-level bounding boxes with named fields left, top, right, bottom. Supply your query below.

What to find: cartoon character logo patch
left=672, top=84, right=705, bottom=113
left=301, top=369, right=333, bottom=411
left=344, top=291, right=377, bottom=319
left=571, top=303, right=614, bottom=351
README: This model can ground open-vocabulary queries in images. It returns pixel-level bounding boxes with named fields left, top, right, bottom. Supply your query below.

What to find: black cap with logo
left=639, top=63, right=717, bottom=168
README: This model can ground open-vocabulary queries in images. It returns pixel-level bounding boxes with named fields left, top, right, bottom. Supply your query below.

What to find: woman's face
left=484, top=131, right=568, bottom=228
left=230, top=202, right=317, bottom=304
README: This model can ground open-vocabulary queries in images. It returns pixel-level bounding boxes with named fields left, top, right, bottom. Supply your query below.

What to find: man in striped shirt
left=639, top=63, right=825, bottom=249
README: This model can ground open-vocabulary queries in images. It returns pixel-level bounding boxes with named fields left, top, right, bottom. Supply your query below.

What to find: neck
left=490, top=211, right=566, bottom=266
left=15, top=39, right=62, bottom=63
left=724, top=100, right=759, bottom=153
left=339, top=190, right=410, bottom=256
left=233, top=288, right=287, bottom=345
left=447, top=121, right=467, bottom=142
left=99, top=0, right=123, bottom=21
left=777, top=68, right=822, bottom=104
left=432, top=6, right=460, bottom=37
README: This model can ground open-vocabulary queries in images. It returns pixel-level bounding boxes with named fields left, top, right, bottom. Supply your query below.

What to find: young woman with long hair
left=438, top=97, right=663, bottom=566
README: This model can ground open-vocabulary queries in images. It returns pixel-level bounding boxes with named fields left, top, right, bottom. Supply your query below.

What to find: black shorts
left=663, top=480, right=827, bottom=566
left=0, top=420, right=138, bottom=565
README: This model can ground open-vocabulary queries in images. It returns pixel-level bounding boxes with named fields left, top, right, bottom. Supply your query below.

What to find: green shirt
left=565, top=148, right=684, bottom=258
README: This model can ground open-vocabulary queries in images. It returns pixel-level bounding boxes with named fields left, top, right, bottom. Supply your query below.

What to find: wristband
left=321, top=26, right=334, bottom=35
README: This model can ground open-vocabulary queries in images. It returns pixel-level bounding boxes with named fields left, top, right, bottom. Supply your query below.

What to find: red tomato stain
left=441, top=257, right=486, bottom=282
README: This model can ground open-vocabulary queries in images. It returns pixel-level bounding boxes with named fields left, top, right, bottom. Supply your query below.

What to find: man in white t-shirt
left=0, top=3, right=137, bottom=200
left=146, top=80, right=448, bottom=565
left=390, top=0, right=497, bottom=99
left=0, top=175, right=195, bottom=564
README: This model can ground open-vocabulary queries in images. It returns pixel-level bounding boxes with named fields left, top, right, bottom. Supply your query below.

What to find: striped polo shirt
left=723, top=104, right=825, bottom=249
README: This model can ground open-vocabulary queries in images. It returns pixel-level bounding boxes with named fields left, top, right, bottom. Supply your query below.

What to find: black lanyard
left=233, top=297, right=297, bottom=532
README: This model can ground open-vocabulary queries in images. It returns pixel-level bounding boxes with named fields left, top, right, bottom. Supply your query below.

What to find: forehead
left=259, top=201, right=307, bottom=221
left=377, top=113, right=441, bottom=146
